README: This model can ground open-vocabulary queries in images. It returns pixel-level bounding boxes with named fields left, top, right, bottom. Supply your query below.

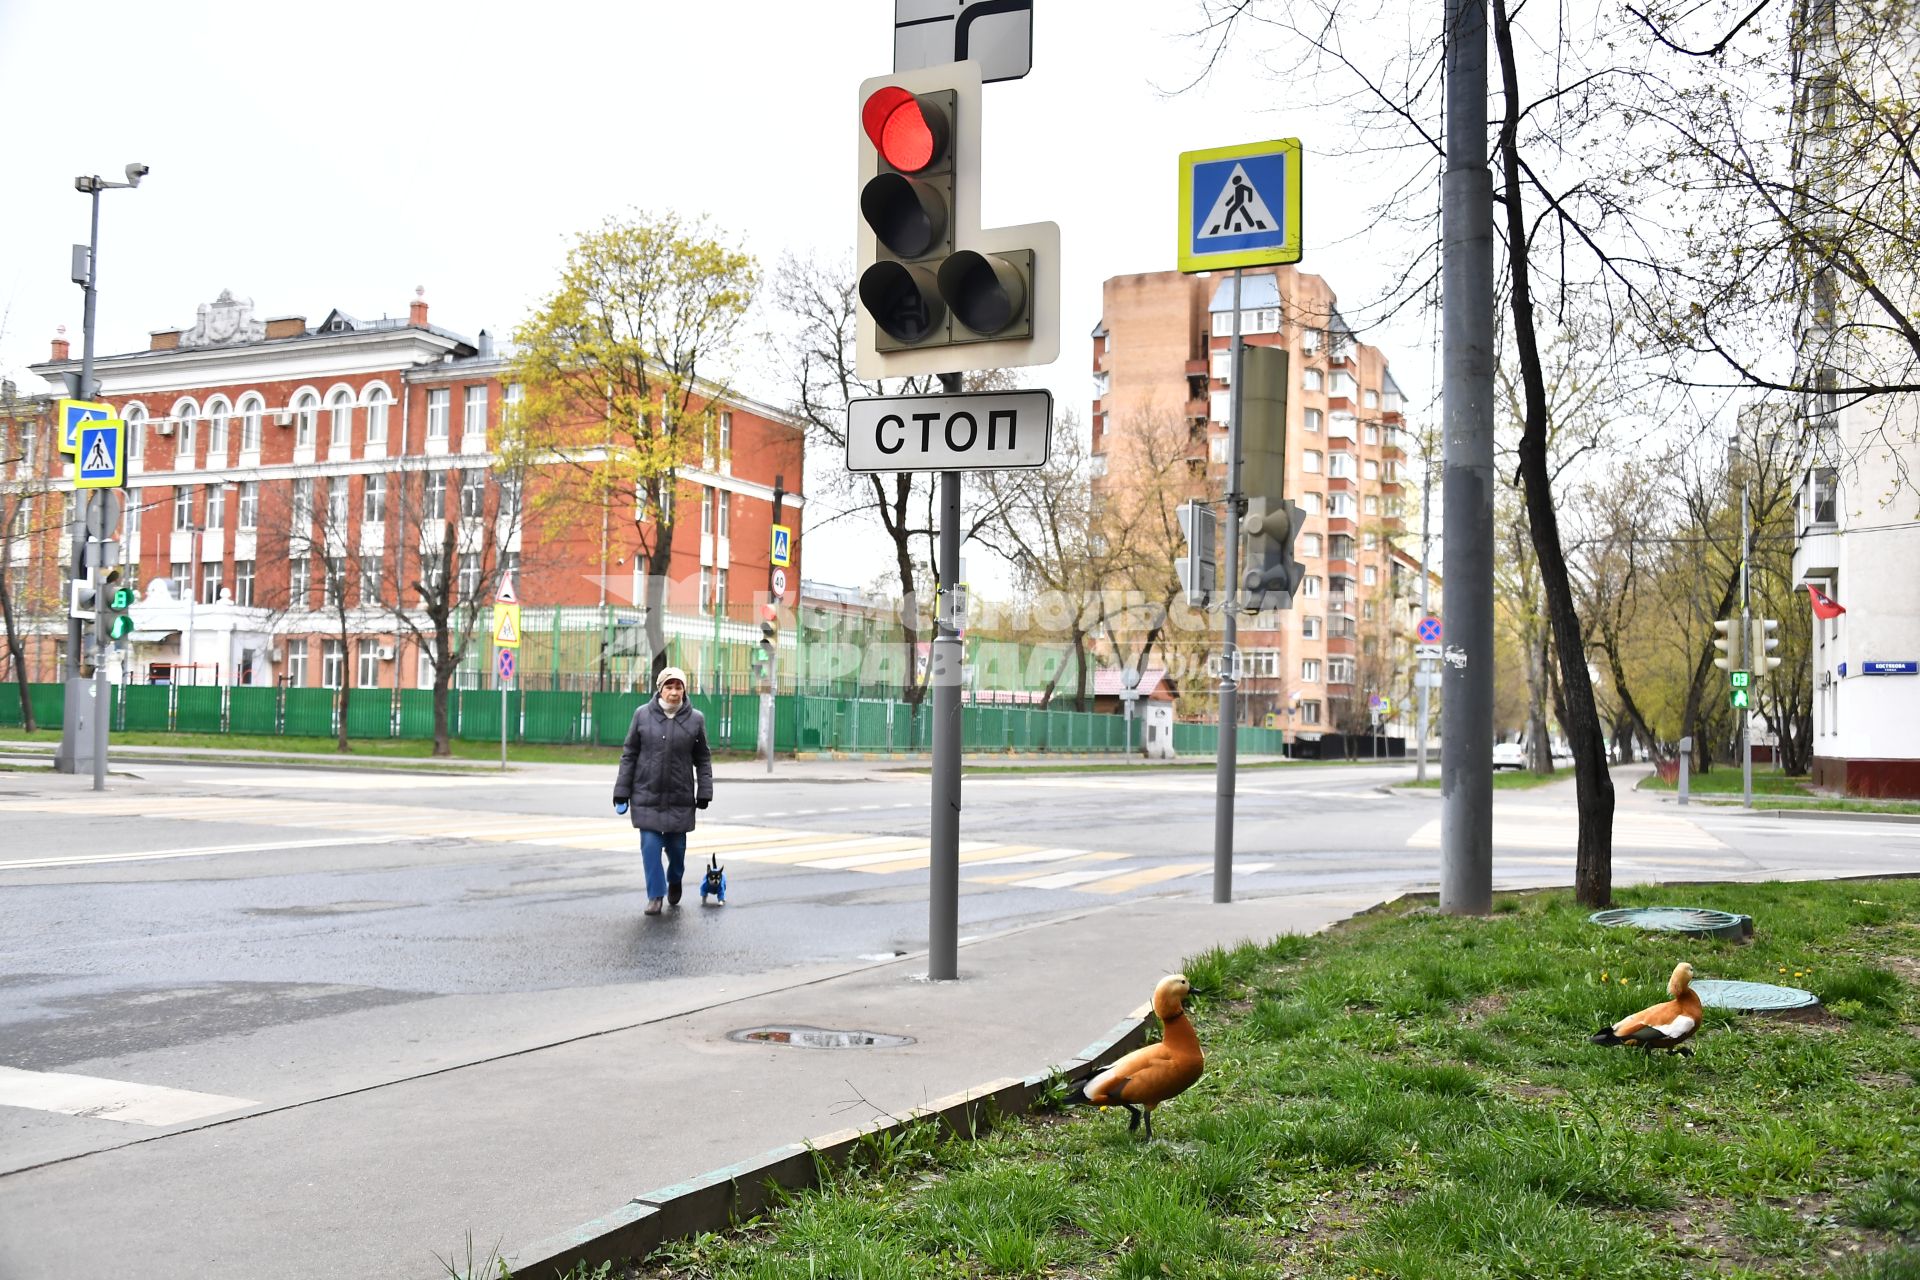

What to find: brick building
left=8, top=289, right=804, bottom=692
left=1091, top=267, right=1415, bottom=737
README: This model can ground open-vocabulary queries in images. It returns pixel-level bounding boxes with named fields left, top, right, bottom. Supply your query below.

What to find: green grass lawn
left=583, top=879, right=1920, bottom=1280
left=0, top=727, right=758, bottom=769
left=1638, top=767, right=1920, bottom=816
left=1403, top=765, right=1577, bottom=790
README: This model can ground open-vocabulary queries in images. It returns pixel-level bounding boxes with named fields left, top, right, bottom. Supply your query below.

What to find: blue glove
left=614, top=801, right=629, bottom=816
left=697, top=798, right=710, bottom=810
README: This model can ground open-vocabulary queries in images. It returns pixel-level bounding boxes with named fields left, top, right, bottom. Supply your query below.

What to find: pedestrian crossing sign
left=771, top=524, right=792, bottom=567
left=72, top=420, right=125, bottom=489
left=57, top=398, right=113, bottom=455
left=492, top=602, right=522, bottom=649
left=1177, top=139, right=1304, bottom=273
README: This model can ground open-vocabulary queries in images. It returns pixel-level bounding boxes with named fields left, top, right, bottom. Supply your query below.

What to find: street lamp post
left=55, top=162, right=147, bottom=776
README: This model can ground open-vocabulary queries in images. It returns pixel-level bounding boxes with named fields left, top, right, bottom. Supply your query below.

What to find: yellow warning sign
left=492, top=602, right=522, bottom=649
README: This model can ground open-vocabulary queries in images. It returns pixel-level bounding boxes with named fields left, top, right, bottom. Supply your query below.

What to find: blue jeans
left=640, top=830, right=687, bottom=901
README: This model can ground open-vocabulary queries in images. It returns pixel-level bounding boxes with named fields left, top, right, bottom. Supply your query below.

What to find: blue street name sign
left=1862, top=660, right=1918, bottom=676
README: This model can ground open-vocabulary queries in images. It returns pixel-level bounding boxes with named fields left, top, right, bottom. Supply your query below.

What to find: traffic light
left=1750, top=618, right=1782, bottom=674
left=1711, top=619, right=1744, bottom=671
left=1236, top=346, right=1302, bottom=612
left=855, top=61, right=1059, bottom=378
left=1241, top=497, right=1307, bottom=612
left=100, top=571, right=135, bottom=643
left=69, top=571, right=98, bottom=623
left=755, top=602, right=778, bottom=689
left=1175, top=501, right=1216, bottom=607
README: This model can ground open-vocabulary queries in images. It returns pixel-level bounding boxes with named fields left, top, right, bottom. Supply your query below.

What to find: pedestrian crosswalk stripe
left=1404, top=805, right=1725, bottom=852
left=0, top=1065, right=255, bottom=1126
left=1076, top=861, right=1215, bottom=895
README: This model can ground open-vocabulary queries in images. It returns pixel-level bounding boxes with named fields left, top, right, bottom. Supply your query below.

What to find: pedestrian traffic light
left=1175, top=501, right=1216, bottom=607
left=69, top=571, right=99, bottom=623
left=855, top=61, right=1059, bottom=379
left=99, top=571, right=135, bottom=643
left=1750, top=618, right=1782, bottom=674
left=1712, top=619, right=1743, bottom=671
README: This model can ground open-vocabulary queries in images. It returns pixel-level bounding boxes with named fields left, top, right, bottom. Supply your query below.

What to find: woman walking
left=614, top=666, right=714, bottom=916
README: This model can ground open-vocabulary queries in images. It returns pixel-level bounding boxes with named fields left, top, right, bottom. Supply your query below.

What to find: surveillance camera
left=125, top=162, right=149, bottom=186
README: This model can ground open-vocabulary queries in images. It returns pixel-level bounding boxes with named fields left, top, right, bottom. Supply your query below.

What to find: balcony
left=1326, top=635, right=1356, bottom=657
left=1185, top=397, right=1209, bottom=420
left=1795, top=524, right=1841, bottom=578
left=1185, top=358, right=1209, bottom=376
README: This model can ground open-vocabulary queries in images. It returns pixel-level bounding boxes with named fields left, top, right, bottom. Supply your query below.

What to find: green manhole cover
left=1588, top=906, right=1753, bottom=940
left=1691, top=979, right=1819, bottom=1011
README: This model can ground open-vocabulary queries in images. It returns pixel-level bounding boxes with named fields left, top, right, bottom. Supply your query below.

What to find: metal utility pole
left=57, top=163, right=145, bottom=777
left=765, top=475, right=785, bottom=776
left=1439, top=0, right=1496, bottom=914
left=929, top=372, right=964, bottom=980
left=1213, top=269, right=1246, bottom=904
left=1741, top=481, right=1753, bottom=810
left=1416, top=445, right=1435, bottom=783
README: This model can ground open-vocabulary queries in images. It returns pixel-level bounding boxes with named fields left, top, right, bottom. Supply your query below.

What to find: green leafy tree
left=502, top=211, right=757, bottom=687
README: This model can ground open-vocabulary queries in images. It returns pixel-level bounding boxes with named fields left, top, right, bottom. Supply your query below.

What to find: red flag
left=1807, top=584, right=1847, bottom=620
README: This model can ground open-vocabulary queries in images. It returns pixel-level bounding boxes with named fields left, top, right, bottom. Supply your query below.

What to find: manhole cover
left=1691, top=979, right=1820, bottom=1011
left=1588, top=907, right=1753, bottom=940
left=728, top=1025, right=915, bottom=1049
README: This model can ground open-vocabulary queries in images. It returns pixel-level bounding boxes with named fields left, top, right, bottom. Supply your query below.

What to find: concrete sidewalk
left=0, top=886, right=1386, bottom=1280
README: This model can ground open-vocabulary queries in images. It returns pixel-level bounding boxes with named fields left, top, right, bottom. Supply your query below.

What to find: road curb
left=503, top=1009, right=1152, bottom=1280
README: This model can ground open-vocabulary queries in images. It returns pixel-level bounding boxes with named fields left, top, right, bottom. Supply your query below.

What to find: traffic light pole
left=1213, top=269, right=1245, bottom=905
left=57, top=186, right=104, bottom=776
left=929, top=372, right=964, bottom=980
left=1741, top=481, right=1752, bottom=810
left=1440, top=0, right=1497, bottom=914
left=1416, top=444, right=1434, bottom=784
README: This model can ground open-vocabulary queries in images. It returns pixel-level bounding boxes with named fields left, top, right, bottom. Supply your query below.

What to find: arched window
left=328, top=388, right=354, bottom=446
left=364, top=384, right=390, bottom=446
left=238, top=394, right=264, bottom=453
left=204, top=397, right=230, bottom=460
left=171, top=398, right=200, bottom=468
left=122, top=403, right=146, bottom=461
left=293, top=390, right=318, bottom=447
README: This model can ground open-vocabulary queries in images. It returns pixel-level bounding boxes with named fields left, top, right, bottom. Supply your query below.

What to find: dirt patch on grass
left=1458, top=992, right=1510, bottom=1022
left=1881, top=954, right=1920, bottom=985
left=1506, top=1081, right=1569, bottom=1100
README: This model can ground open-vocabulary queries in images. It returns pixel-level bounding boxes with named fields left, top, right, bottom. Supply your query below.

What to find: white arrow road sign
left=846, top=388, right=1053, bottom=473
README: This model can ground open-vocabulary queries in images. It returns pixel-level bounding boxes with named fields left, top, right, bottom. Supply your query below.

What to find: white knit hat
left=656, top=666, right=688, bottom=689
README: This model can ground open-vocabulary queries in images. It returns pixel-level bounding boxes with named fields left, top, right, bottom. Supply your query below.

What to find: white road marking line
left=1015, top=867, right=1136, bottom=890
left=0, top=1065, right=256, bottom=1126
left=0, top=834, right=421, bottom=871
left=967, top=846, right=1101, bottom=867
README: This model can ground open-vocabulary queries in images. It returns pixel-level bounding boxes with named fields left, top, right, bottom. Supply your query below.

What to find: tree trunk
left=432, top=615, right=453, bottom=758
left=0, top=568, right=35, bottom=732
left=643, top=524, right=674, bottom=690
left=1495, top=0, right=1613, bottom=906
left=336, top=678, right=351, bottom=752
left=1526, top=623, right=1552, bottom=773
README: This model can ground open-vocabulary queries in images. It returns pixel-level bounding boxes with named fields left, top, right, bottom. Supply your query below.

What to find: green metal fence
left=1, top=682, right=1302, bottom=758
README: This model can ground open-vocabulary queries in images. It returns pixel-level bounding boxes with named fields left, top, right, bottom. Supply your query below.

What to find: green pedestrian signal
left=1731, top=687, right=1750, bottom=709
left=1730, top=670, right=1750, bottom=689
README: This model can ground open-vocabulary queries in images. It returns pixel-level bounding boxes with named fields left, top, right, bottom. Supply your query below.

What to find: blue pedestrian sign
left=1177, top=139, right=1304, bottom=274
left=771, top=524, right=792, bottom=568
left=57, top=397, right=112, bottom=455
left=73, top=420, right=125, bottom=489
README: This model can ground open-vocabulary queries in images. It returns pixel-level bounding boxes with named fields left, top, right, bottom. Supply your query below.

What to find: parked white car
left=1492, top=742, right=1526, bottom=770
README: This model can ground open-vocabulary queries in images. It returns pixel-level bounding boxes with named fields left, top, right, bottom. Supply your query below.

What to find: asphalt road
left=1, top=756, right=1915, bottom=1277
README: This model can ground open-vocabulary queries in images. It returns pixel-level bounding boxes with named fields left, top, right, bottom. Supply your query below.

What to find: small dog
left=699, top=854, right=727, bottom=905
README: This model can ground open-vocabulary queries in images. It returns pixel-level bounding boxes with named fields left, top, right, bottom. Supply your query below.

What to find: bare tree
left=769, top=252, right=1020, bottom=707
left=254, top=474, right=366, bottom=751
left=0, top=388, right=51, bottom=728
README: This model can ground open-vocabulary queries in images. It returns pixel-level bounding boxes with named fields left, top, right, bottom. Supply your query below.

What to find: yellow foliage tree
left=502, top=211, right=757, bottom=685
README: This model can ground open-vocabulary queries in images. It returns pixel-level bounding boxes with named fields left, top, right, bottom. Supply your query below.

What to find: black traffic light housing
left=100, top=571, right=135, bottom=643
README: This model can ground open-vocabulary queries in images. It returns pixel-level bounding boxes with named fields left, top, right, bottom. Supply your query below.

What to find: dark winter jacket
left=614, top=699, right=714, bottom=834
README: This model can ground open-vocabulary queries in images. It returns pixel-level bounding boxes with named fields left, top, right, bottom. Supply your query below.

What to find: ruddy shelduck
left=1591, top=961, right=1704, bottom=1056
left=1065, top=974, right=1204, bottom=1138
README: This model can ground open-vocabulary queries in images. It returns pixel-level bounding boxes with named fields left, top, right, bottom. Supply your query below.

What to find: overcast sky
left=0, top=0, right=1435, bottom=594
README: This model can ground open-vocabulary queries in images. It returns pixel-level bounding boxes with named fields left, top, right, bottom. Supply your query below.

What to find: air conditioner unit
left=156, top=421, right=175, bottom=436
left=269, top=647, right=284, bottom=662
left=377, top=645, right=396, bottom=661
left=276, top=411, right=293, bottom=426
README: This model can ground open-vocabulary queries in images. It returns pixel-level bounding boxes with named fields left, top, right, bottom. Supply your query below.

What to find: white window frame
left=124, top=404, right=146, bottom=462
left=204, top=397, right=230, bottom=460
left=329, top=389, right=354, bottom=448
left=427, top=389, right=451, bottom=441
left=462, top=385, right=489, bottom=447
left=173, top=486, right=193, bottom=531
left=171, top=398, right=199, bottom=469
left=234, top=559, right=255, bottom=607
left=357, top=639, right=381, bottom=689
left=1302, top=408, right=1322, bottom=434
left=365, top=385, right=390, bottom=448
left=1302, top=368, right=1324, bottom=392
left=321, top=639, right=345, bottom=689
left=1302, top=450, right=1322, bottom=473
left=1302, top=615, right=1322, bottom=639
left=1301, top=659, right=1321, bottom=682
left=293, top=391, right=318, bottom=449
left=364, top=474, right=386, bottom=524
left=238, top=394, right=264, bottom=455
left=287, top=643, right=308, bottom=688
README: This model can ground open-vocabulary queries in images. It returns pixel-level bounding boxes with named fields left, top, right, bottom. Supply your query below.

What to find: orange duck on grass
left=1590, top=961, right=1705, bottom=1057
left=1063, top=974, right=1204, bottom=1139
